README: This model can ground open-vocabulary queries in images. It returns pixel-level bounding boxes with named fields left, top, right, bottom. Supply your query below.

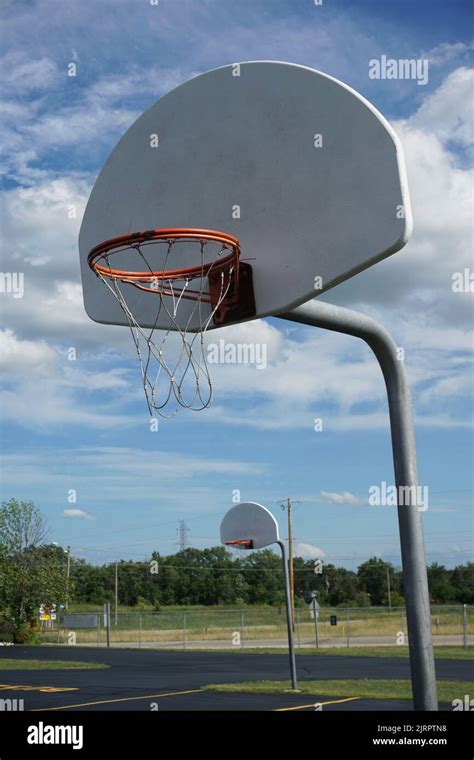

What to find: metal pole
left=277, top=540, right=297, bottom=690
left=240, top=609, right=244, bottom=649
left=387, top=566, right=392, bottom=611
left=115, top=563, right=118, bottom=626
left=139, top=613, right=142, bottom=649
left=280, top=301, right=438, bottom=710
left=183, top=613, right=186, bottom=650
left=65, top=547, right=71, bottom=610
left=346, top=608, right=350, bottom=648
left=287, top=499, right=296, bottom=631
left=105, top=602, right=111, bottom=648
left=312, top=600, right=319, bottom=649
left=463, top=604, right=468, bottom=650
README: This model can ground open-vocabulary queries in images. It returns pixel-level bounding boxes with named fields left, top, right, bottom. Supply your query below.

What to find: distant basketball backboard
left=220, top=500, right=298, bottom=688
left=220, top=502, right=279, bottom=550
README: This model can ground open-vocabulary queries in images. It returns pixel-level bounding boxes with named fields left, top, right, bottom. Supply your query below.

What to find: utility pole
left=387, top=565, right=392, bottom=611
left=278, top=498, right=301, bottom=629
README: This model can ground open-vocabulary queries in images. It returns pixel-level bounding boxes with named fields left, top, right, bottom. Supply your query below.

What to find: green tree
left=241, top=550, right=284, bottom=604
left=0, top=499, right=69, bottom=631
left=357, top=557, right=394, bottom=606
left=354, top=592, right=371, bottom=607
left=324, top=565, right=358, bottom=606
left=451, top=563, right=474, bottom=604
left=427, top=563, right=456, bottom=604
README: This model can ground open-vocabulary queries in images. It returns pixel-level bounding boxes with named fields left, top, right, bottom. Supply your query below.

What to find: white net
left=93, top=236, right=236, bottom=417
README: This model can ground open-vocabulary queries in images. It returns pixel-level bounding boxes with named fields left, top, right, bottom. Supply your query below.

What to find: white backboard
left=79, top=61, right=412, bottom=331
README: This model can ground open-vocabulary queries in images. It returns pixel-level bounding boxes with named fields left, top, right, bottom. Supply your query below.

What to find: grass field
left=205, top=679, right=473, bottom=703
left=0, top=659, right=109, bottom=670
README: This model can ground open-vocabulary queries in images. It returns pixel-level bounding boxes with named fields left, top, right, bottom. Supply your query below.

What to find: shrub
left=0, top=620, right=14, bottom=643
left=13, top=622, right=42, bottom=645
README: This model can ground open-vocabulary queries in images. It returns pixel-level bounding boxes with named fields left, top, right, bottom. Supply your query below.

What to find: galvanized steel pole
left=280, top=300, right=438, bottom=710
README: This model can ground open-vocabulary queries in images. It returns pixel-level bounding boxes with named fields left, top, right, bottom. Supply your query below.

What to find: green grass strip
left=0, top=659, right=109, bottom=671
left=205, top=678, right=472, bottom=703
left=164, top=645, right=471, bottom=660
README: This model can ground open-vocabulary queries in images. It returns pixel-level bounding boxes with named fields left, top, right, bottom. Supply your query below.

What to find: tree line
left=70, top=549, right=472, bottom=609
left=1, top=500, right=472, bottom=638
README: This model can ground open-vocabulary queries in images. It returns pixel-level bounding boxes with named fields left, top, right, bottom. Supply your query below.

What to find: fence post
left=313, top=607, right=319, bottom=649
left=346, top=608, right=350, bottom=648
left=105, top=603, right=111, bottom=648
left=463, top=604, right=468, bottom=650
left=240, top=609, right=244, bottom=649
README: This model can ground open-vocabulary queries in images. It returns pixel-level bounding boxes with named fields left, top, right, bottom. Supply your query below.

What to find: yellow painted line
left=0, top=684, right=78, bottom=693
left=275, top=696, right=359, bottom=711
left=32, top=688, right=202, bottom=711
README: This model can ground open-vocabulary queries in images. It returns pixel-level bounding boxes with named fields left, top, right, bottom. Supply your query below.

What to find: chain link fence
left=40, top=604, right=472, bottom=650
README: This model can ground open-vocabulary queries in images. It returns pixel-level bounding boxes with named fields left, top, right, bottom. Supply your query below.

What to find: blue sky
left=1, top=0, right=473, bottom=569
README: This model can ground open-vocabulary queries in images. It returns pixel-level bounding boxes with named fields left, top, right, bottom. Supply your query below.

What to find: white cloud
left=321, top=67, right=473, bottom=321
left=321, top=491, right=367, bottom=506
left=70, top=446, right=264, bottom=479
left=208, top=320, right=284, bottom=364
left=85, top=67, right=186, bottom=104
left=0, top=52, right=59, bottom=95
left=295, top=543, right=326, bottom=559
left=25, top=105, right=139, bottom=151
left=409, top=67, right=474, bottom=151
left=0, top=329, right=59, bottom=376
left=63, top=509, right=95, bottom=521
left=424, top=42, right=474, bottom=66
left=1, top=178, right=88, bottom=278
left=417, top=373, right=474, bottom=407
left=0, top=330, right=136, bottom=429
left=0, top=386, right=134, bottom=430
left=2, top=446, right=265, bottom=507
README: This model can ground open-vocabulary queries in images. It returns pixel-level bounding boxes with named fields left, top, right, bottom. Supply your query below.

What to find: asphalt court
left=0, top=646, right=470, bottom=712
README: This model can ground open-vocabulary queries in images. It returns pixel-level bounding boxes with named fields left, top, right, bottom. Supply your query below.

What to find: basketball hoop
left=88, top=228, right=255, bottom=417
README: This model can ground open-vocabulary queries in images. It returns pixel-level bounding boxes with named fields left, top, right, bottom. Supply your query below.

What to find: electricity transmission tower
left=177, top=520, right=191, bottom=552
